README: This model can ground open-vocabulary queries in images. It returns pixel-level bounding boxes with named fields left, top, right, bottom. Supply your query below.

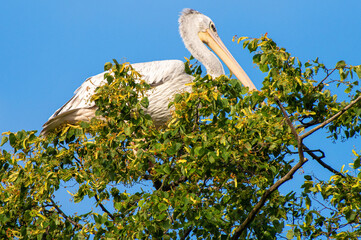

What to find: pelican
left=40, top=8, right=257, bottom=135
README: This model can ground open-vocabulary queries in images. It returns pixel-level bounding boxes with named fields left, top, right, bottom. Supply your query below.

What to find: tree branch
left=275, top=96, right=304, bottom=161
left=300, top=95, right=361, bottom=140
left=297, top=117, right=319, bottom=129
left=180, top=227, right=193, bottom=240
left=302, top=144, right=344, bottom=177
left=274, top=97, right=299, bottom=141
left=49, top=198, right=82, bottom=229
left=231, top=157, right=308, bottom=239
left=287, top=146, right=344, bottom=177
left=314, top=68, right=337, bottom=90
left=94, top=194, right=115, bottom=221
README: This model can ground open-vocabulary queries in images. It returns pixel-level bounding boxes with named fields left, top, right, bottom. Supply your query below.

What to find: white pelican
left=40, top=8, right=257, bottom=135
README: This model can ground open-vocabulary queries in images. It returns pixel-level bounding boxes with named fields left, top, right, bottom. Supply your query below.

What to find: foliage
left=1, top=35, right=361, bottom=239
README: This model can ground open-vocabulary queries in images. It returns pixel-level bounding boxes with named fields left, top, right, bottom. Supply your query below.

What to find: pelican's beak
left=198, top=29, right=257, bottom=91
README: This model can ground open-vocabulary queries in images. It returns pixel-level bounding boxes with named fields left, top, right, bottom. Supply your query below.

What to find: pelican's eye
left=210, top=23, right=217, bottom=32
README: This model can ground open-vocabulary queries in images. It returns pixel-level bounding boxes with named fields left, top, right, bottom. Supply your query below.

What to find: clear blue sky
left=2, top=0, right=361, bottom=133
left=1, top=0, right=360, bottom=225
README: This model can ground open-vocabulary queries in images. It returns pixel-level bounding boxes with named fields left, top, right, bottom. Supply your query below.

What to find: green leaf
left=184, top=62, right=191, bottom=74
left=174, top=94, right=182, bottom=103
left=336, top=60, right=346, bottom=68
left=166, top=147, right=176, bottom=155
left=104, top=62, right=112, bottom=71
left=208, top=152, right=216, bottom=163
left=136, top=149, right=144, bottom=158
left=286, top=229, right=294, bottom=239
left=346, top=211, right=357, bottom=222
left=158, top=203, right=168, bottom=212
left=305, top=212, right=313, bottom=225
left=9, top=133, right=16, bottom=146
left=354, top=158, right=360, bottom=169
left=270, top=166, right=277, bottom=174
left=244, top=142, right=252, bottom=151
left=355, top=66, right=361, bottom=79
left=174, top=142, right=182, bottom=151
left=124, top=127, right=132, bottom=136
left=344, top=86, right=351, bottom=94
left=194, top=146, right=206, bottom=157
left=248, top=39, right=258, bottom=52
left=260, top=64, right=269, bottom=72
left=0, top=136, right=8, bottom=146
left=243, top=40, right=250, bottom=49
left=230, top=79, right=241, bottom=89
left=340, top=71, right=348, bottom=81
left=253, top=54, right=262, bottom=64
left=114, top=202, right=122, bottom=210
left=305, top=62, right=312, bottom=67
left=304, top=175, right=312, bottom=180
left=164, top=165, right=171, bottom=174
left=80, top=121, right=90, bottom=129
left=305, top=68, right=313, bottom=77
left=140, top=97, right=149, bottom=108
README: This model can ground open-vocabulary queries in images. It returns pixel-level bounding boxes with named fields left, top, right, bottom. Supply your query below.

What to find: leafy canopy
left=1, top=35, right=361, bottom=239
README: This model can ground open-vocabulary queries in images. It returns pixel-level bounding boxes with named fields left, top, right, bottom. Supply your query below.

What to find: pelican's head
left=179, top=9, right=216, bottom=40
left=179, top=8, right=257, bottom=90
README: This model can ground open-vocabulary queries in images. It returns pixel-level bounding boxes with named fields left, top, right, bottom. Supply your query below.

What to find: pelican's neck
left=188, top=38, right=225, bottom=78
left=179, top=12, right=224, bottom=78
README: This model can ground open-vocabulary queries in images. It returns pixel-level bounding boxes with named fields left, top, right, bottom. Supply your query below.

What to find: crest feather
left=181, top=8, right=200, bottom=16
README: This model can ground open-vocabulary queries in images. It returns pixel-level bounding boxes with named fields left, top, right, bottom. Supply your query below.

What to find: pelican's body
left=41, top=60, right=192, bottom=133
left=41, top=9, right=256, bottom=135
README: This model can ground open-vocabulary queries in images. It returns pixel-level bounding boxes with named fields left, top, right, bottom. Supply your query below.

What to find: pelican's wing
left=40, top=60, right=187, bottom=135
left=131, top=60, right=186, bottom=87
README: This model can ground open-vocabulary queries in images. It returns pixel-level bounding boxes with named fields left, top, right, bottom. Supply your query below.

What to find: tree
left=1, top=34, right=361, bottom=239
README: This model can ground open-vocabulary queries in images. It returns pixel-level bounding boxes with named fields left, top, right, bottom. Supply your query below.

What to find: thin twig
left=314, top=68, right=337, bottom=90
left=94, top=194, right=115, bottom=221
left=231, top=157, right=308, bottom=239
left=275, top=97, right=305, bottom=161
left=193, top=102, right=200, bottom=132
left=302, top=144, right=344, bottom=177
left=300, top=95, right=361, bottom=140
left=287, top=141, right=343, bottom=176
left=49, top=198, right=82, bottom=228
left=274, top=96, right=299, bottom=140
left=297, top=118, right=319, bottom=129
left=72, top=153, right=116, bottom=221
left=180, top=227, right=193, bottom=240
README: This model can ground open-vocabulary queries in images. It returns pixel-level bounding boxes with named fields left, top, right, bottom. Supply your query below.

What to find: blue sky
left=1, top=1, right=360, bottom=133
left=1, top=0, right=361, bottom=227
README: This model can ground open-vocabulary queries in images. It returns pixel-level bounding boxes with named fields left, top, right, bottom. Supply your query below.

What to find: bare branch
left=275, top=96, right=305, bottom=161
left=287, top=144, right=344, bottom=177
left=314, top=68, right=337, bottom=90
left=302, top=144, right=344, bottom=177
left=94, top=194, right=115, bottom=221
left=49, top=198, right=82, bottom=229
left=274, top=96, right=299, bottom=141
left=297, top=118, right=319, bottom=129
left=231, top=157, right=308, bottom=239
left=300, top=95, right=361, bottom=140
left=181, top=227, right=193, bottom=240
